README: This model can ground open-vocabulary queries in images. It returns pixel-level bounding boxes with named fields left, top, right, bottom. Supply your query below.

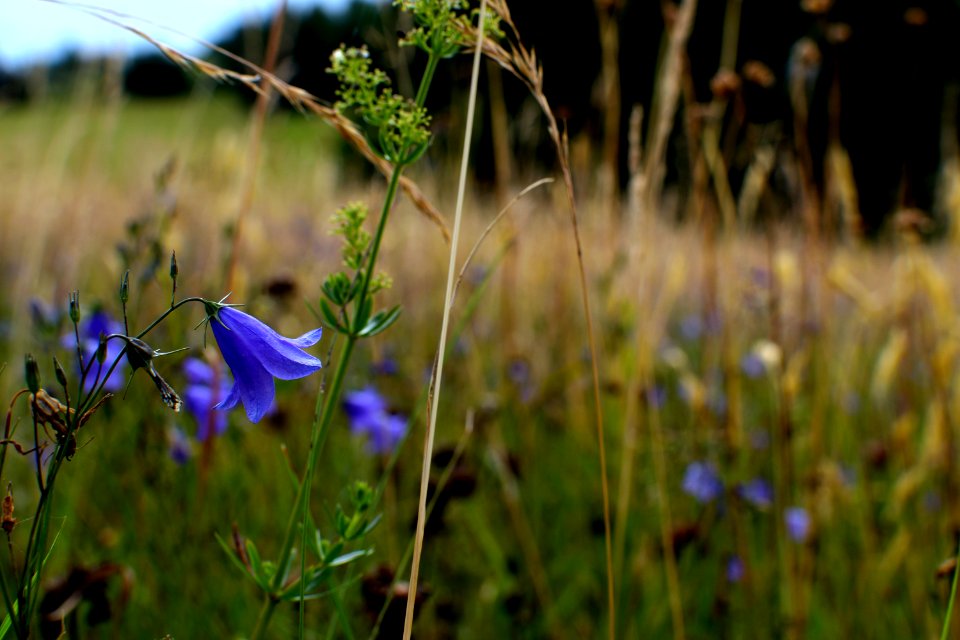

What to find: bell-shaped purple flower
left=207, top=306, right=323, bottom=423
left=63, top=310, right=127, bottom=392
left=183, top=358, right=232, bottom=441
left=343, top=387, right=407, bottom=454
left=784, top=506, right=811, bottom=543
left=682, top=461, right=724, bottom=504
left=739, top=478, right=774, bottom=509
left=168, top=426, right=193, bottom=465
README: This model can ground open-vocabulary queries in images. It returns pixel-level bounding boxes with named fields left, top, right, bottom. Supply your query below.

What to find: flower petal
left=286, top=327, right=325, bottom=348
left=212, top=319, right=276, bottom=423
left=215, top=382, right=242, bottom=412
left=219, top=308, right=322, bottom=380
left=183, top=358, right=215, bottom=386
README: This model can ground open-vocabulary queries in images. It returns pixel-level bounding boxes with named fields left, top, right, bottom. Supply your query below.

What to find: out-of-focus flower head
left=343, top=387, right=407, bottom=455
left=741, top=340, right=782, bottom=379
left=168, top=426, right=192, bottom=465
left=203, top=302, right=323, bottom=423
left=63, top=310, right=127, bottom=392
left=739, top=478, right=773, bottom=509
left=29, top=297, right=61, bottom=334
left=679, top=314, right=703, bottom=341
left=682, top=461, right=724, bottom=504
left=183, top=357, right=233, bottom=441
left=726, top=555, right=745, bottom=583
left=784, top=506, right=811, bottom=542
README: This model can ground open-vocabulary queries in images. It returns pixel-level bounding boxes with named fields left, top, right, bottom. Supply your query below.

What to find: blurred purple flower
left=679, top=314, right=703, bottom=341
left=784, top=507, right=811, bottom=542
left=708, top=389, right=728, bottom=417
left=726, top=555, right=745, bottom=583
left=168, top=426, right=192, bottom=465
left=372, top=357, right=399, bottom=376
left=63, top=310, right=127, bottom=392
left=842, top=392, right=861, bottom=415
left=29, top=297, right=60, bottom=332
left=343, top=387, right=407, bottom=454
left=682, top=462, right=723, bottom=504
left=508, top=357, right=536, bottom=403
left=646, top=385, right=667, bottom=410
left=207, top=305, right=323, bottom=423
left=740, top=353, right=766, bottom=379
left=183, top=358, right=232, bottom=441
left=740, top=478, right=773, bottom=509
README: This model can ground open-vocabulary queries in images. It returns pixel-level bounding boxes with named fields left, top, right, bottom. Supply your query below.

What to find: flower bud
left=97, top=334, right=108, bottom=365
left=24, top=354, right=40, bottom=393
left=53, top=356, right=68, bottom=388
left=119, top=270, right=130, bottom=306
left=2, top=485, right=16, bottom=535
left=68, top=292, right=80, bottom=325
left=124, top=338, right=183, bottom=412
left=124, top=337, right=155, bottom=371
left=169, top=251, right=178, bottom=281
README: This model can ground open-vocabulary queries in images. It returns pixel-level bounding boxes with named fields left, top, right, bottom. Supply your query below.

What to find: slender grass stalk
left=250, top=335, right=356, bottom=640
left=645, top=363, right=686, bottom=640
left=224, top=0, right=286, bottom=294
left=402, top=3, right=487, bottom=636
left=478, top=8, right=621, bottom=628
left=941, top=536, right=960, bottom=640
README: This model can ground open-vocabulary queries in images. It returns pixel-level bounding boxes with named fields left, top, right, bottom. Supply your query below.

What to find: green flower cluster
left=328, top=46, right=431, bottom=165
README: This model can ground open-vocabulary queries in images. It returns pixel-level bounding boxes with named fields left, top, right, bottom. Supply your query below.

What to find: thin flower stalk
left=403, top=1, right=486, bottom=635
left=251, top=31, right=445, bottom=634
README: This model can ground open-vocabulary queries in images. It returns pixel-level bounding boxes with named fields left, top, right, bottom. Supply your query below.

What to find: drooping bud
left=24, top=354, right=40, bottom=393
left=53, top=356, right=68, bottom=388
left=124, top=338, right=183, bottom=412
left=169, top=251, right=179, bottom=306
left=124, top=337, right=154, bottom=372
left=2, top=485, right=16, bottom=535
left=96, top=334, right=108, bottom=365
left=68, top=291, right=80, bottom=325
left=119, top=270, right=130, bottom=306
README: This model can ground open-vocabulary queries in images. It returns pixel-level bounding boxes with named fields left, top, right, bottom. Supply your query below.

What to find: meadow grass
left=4, top=31, right=960, bottom=640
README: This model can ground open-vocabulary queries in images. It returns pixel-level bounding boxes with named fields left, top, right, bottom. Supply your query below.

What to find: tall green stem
left=941, top=533, right=960, bottom=640
left=250, top=40, right=442, bottom=638
left=250, top=159, right=407, bottom=639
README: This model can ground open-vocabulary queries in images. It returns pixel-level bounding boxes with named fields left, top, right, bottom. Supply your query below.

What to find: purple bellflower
left=784, top=506, right=811, bottom=543
left=682, top=461, right=724, bottom=504
left=168, top=426, right=192, bottom=465
left=205, top=304, right=323, bottom=423
left=726, top=555, right=745, bottom=583
left=740, top=478, right=774, bottom=509
left=183, top=358, right=232, bottom=441
left=64, top=310, right=127, bottom=392
left=343, top=387, right=407, bottom=454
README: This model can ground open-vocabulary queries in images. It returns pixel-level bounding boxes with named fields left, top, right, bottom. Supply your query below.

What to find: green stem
left=297, top=335, right=356, bottom=635
left=284, top=337, right=356, bottom=582
left=414, top=51, right=440, bottom=110
left=353, top=167, right=404, bottom=333
left=251, top=44, right=441, bottom=640
left=941, top=533, right=960, bottom=640
left=251, top=593, right=277, bottom=640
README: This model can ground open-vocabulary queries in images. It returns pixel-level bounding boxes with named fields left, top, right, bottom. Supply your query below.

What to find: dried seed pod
left=2, top=485, right=15, bottom=534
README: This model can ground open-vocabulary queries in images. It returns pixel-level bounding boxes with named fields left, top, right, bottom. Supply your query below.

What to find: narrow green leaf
left=358, top=305, right=402, bottom=338
left=214, top=532, right=255, bottom=578
left=319, top=299, right=349, bottom=334
left=328, top=548, right=373, bottom=568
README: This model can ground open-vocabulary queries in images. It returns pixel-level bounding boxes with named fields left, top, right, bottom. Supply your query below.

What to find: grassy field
left=4, top=62, right=960, bottom=640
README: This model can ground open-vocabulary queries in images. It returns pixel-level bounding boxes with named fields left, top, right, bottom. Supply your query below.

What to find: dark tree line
left=5, top=0, right=959, bottom=236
